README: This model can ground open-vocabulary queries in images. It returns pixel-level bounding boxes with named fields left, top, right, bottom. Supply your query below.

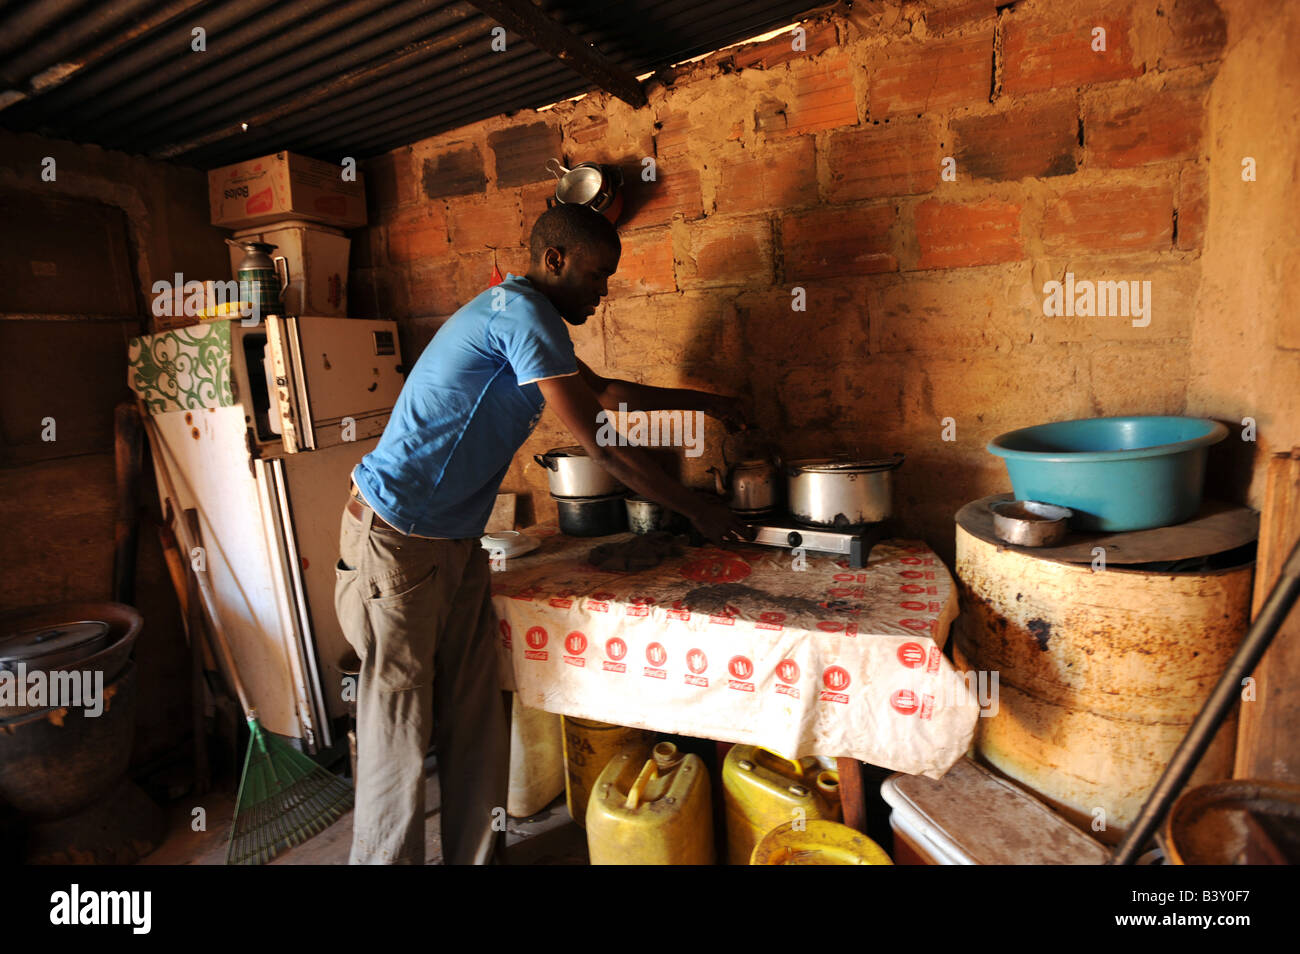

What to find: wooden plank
left=955, top=494, right=1258, bottom=566
left=1235, top=449, right=1300, bottom=781
left=463, top=0, right=648, bottom=109
left=837, top=757, right=867, bottom=833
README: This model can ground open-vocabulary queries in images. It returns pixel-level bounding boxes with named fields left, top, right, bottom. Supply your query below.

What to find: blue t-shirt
left=353, top=275, right=577, bottom=537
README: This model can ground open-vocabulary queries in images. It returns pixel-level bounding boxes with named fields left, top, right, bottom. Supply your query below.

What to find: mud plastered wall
left=352, top=0, right=1297, bottom=564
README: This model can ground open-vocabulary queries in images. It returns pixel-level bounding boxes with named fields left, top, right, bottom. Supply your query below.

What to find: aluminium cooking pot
left=786, top=453, right=904, bottom=529
left=535, top=445, right=625, bottom=498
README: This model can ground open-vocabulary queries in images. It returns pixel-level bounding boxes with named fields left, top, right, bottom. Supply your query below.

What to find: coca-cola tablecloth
left=491, top=525, right=978, bottom=779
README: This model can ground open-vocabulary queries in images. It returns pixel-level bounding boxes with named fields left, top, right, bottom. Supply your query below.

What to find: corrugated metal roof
left=0, top=0, right=825, bottom=168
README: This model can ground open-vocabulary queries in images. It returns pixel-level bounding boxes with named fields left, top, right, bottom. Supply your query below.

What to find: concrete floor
left=140, top=762, right=588, bottom=866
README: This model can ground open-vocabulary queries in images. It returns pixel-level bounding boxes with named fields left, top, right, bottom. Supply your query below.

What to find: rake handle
left=141, top=408, right=256, bottom=718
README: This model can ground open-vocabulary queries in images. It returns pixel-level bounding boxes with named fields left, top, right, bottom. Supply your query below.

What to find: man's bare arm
left=574, top=357, right=747, bottom=430
left=537, top=372, right=753, bottom=543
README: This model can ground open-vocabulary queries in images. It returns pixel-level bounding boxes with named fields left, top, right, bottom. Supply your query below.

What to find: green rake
left=226, top=713, right=354, bottom=865
left=141, top=410, right=353, bottom=866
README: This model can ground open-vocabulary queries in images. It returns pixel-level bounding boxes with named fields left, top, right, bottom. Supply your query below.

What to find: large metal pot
left=535, top=445, right=624, bottom=498
left=786, top=454, right=904, bottom=529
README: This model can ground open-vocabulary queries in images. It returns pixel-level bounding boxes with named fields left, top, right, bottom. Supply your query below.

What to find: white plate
left=480, top=530, right=540, bottom=559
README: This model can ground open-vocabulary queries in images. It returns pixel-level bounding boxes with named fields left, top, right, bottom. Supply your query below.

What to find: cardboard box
left=209, top=151, right=366, bottom=229
left=230, top=220, right=350, bottom=317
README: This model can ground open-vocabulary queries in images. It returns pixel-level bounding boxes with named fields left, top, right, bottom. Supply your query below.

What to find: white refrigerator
left=128, top=315, right=404, bottom=751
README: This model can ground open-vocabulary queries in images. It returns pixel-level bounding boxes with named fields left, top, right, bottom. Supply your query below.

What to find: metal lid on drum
left=788, top=453, right=904, bottom=474
left=0, top=620, right=112, bottom=666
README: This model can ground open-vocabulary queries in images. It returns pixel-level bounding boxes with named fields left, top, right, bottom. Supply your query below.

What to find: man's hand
left=685, top=494, right=757, bottom=546
left=706, top=394, right=749, bottom=433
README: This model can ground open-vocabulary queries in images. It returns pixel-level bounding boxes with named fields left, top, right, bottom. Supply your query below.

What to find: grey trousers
left=334, top=501, right=509, bottom=864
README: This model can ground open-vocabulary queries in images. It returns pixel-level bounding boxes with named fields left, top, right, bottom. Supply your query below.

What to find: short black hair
left=529, top=203, right=621, bottom=264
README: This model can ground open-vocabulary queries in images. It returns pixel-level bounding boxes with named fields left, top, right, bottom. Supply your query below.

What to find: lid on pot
left=0, top=620, right=112, bottom=665
left=789, top=454, right=904, bottom=474
left=545, top=445, right=589, bottom=458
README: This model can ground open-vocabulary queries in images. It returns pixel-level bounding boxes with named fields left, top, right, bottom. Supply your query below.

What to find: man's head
left=525, top=204, right=621, bottom=324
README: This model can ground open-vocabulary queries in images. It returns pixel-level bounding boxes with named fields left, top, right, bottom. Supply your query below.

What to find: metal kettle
left=227, top=239, right=289, bottom=318
left=709, top=442, right=782, bottom=514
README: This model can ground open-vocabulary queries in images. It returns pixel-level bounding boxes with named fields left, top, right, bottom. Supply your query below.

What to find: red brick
left=387, top=204, right=448, bottom=265
left=757, top=53, right=859, bottom=136
left=519, top=180, right=555, bottom=235
left=1176, top=163, right=1208, bottom=251
left=870, top=33, right=992, bottom=118
left=608, top=227, right=676, bottom=296
left=446, top=193, right=523, bottom=250
left=678, top=216, right=773, bottom=289
left=408, top=261, right=458, bottom=315
left=953, top=99, right=1078, bottom=180
left=657, top=108, right=742, bottom=158
left=926, top=0, right=997, bottom=35
left=1042, top=183, right=1175, bottom=253
left=620, top=165, right=703, bottom=229
left=827, top=121, right=941, bottom=201
left=363, top=148, right=413, bottom=222
left=715, top=137, right=818, bottom=215
left=730, top=20, right=840, bottom=71
left=1159, top=0, right=1227, bottom=69
left=1002, top=12, right=1142, bottom=95
left=915, top=199, right=1023, bottom=269
left=1085, top=86, right=1205, bottom=168
left=783, top=205, right=898, bottom=279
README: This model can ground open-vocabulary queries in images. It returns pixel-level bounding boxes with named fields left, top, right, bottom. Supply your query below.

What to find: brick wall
left=352, top=0, right=1235, bottom=563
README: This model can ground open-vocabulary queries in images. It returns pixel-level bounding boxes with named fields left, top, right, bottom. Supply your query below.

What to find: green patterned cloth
left=128, top=321, right=235, bottom=413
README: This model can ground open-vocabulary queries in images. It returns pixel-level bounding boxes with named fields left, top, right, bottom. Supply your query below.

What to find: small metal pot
left=625, top=496, right=670, bottom=535
left=535, top=445, right=625, bottom=498
left=555, top=493, right=628, bottom=537
left=989, top=500, right=1073, bottom=547
left=786, top=454, right=904, bottom=529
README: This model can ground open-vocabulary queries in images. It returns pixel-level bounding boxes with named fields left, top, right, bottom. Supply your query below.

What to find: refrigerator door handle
left=267, top=314, right=308, bottom=453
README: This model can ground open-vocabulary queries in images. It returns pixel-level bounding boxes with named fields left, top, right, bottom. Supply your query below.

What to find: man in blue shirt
left=336, top=204, right=752, bottom=864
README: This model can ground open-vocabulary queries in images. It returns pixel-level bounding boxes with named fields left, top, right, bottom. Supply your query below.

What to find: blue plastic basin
left=986, top=416, right=1228, bottom=531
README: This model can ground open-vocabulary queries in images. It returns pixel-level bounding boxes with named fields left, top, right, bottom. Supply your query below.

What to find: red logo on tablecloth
left=646, top=642, right=667, bottom=667
left=901, top=557, right=924, bottom=565
left=926, top=647, right=943, bottom=674
left=900, top=601, right=927, bottom=611
left=900, top=584, right=925, bottom=594
left=919, top=693, right=935, bottom=720
left=901, top=570, right=924, bottom=579
left=499, top=619, right=512, bottom=648
left=816, top=621, right=857, bottom=635
left=727, top=655, right=755, bottom=691
left=897, top=642, right=925, bottom=668
left=603, top=637, right=627, bottom=673
left=549, top=597, right=573, bottom=609
left=757, top=611, right=786, bottom=631
left=900, top=618, right=932, bottom=632
left=626, top=595, right=655, bottom=618
left=684, top=648, right=709, bottom=687
left=823, top=666, right=850, bottom=691
left=819, top=665, right=850, bottom=704
left=667, top=600, right=691, bottom=622
left=564, top=631, right=587, bottom=655
left=775, top=658, right=801, bottom=698
left=524, top=626, right=548, bottom=661
left=680, top=552, right=752, bottom=583
left=891, top=689, right=919, bottom=715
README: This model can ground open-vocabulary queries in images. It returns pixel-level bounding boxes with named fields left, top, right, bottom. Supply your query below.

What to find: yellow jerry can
left=587, top=741, right=715, bottom=865
left=561, top=716, right=655, bottom=828
left=751, top=819, right=893, bottom=865
left=723, top=745, right=842, bottom=865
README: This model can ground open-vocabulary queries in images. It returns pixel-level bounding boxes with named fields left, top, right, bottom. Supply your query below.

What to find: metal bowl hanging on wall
left=546, top=159, right=624, bottom=223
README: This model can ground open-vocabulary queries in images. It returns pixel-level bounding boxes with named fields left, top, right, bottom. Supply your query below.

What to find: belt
left=347, top=483, right=400, bottom=533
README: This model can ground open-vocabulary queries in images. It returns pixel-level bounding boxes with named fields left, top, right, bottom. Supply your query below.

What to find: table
left=490, top=524, right=981, bottom=828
